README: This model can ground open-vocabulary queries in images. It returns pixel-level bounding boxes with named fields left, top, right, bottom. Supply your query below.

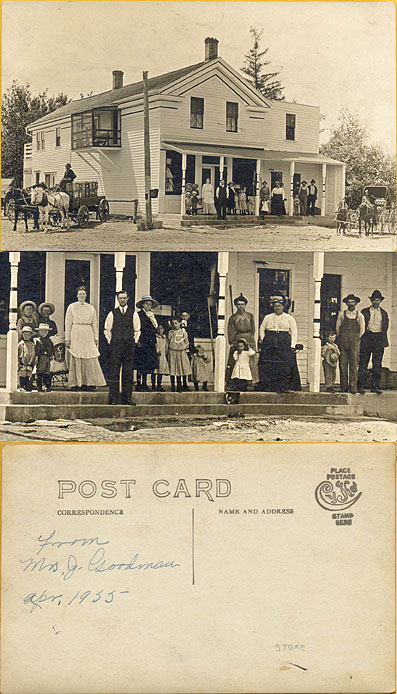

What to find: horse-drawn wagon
left=58, top=180, right=110, bottom=227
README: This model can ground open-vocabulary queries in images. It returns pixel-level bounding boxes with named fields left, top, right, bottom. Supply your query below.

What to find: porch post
left=114, top=252, right=126, bottom=306
left=310, top=251, right=324, bottom=393
left=219, top=155, right=225, bottom=180
left=158, top=149, right=166, bottom=214
left=195, top=155, right=202, bottom=190
left=180, top=152, right=187, bottom=216
left=214, top=252, right=229, bottom=393
left=289, top=160, right=295, bottom=216
left=321, top=163, right=327, bottom=216
left=255, top=159, right=261, bottom=216
left=6, top=252, right=20, bottom=392
left=341, top=163, right=346, bottom=200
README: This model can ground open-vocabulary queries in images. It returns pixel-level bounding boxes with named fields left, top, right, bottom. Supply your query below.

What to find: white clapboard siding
left=263, top=101, right=320, bottom=153
left=160, top=75, right=267, bottom=147
left=29, top=119, right=72, bottom=183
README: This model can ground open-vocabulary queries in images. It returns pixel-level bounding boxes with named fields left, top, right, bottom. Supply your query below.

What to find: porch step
left=0, top=390, right=354, bottom=406
left=0, top=401, right=364, bottom=423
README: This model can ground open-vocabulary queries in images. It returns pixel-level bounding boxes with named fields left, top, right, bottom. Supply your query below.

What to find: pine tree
left=241, top=28, right=284, bottom=101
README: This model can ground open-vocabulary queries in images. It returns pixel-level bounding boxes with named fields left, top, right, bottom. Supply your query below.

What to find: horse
left=30, top=185, right=70, bottom=232
left=6, top=186, right=40, bottom=232
left=358, top=201, right=376, bottom=237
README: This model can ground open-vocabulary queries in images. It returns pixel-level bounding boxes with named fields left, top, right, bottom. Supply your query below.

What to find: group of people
left=227, top=294, right=302, bottom=393
left=200, top=178, right=251, bottom=219
left=322, top=289, right=389, bottom=394
left=259, top=179, right=318, bottom=218
left=16, top=289, right=213, bottom=403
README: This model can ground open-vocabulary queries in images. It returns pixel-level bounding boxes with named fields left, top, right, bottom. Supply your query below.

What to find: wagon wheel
left=77, top=205, right=90, bottom=227
left=98, top=198, right=110, bottom=222
left=6, top=199, right=15, bottom=222
left=49, top=211, right=62, bottom=227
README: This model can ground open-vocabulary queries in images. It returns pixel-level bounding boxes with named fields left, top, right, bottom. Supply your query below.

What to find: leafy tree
left=1, top=81, right=70, bottom=183
left=320, top=107, right=396, bottom=207
left=241, top=27, right=284, bottom=101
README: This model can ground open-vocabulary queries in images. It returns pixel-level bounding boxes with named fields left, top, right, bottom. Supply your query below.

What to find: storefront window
left=165, top=150, right=182, bottom=194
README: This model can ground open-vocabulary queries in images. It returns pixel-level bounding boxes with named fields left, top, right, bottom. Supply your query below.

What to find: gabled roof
left=28, top=60, right=207, bottom=128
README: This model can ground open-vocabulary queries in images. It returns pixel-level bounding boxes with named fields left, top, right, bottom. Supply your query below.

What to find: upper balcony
left=71, top=108, right=121, bottom=150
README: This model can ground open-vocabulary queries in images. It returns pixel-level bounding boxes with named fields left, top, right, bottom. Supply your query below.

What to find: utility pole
left=143, top=70, right=153, bottom=229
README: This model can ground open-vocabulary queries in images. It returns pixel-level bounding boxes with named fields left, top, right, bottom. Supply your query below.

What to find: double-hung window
left=286, top=114, right=296, bottom=141
left=226, top=102, right=238, bottom=132
left=190, top=97, right=204, bottom=129
left=55, top=127, right=61, bottom=147
left=36, top=131, right=45, bottom=150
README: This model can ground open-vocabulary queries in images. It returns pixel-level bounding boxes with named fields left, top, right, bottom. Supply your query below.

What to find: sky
left=2, top=1, right=396, bottom=153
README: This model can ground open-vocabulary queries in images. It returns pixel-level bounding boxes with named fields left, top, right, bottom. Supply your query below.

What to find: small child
left=293, top=195, right=301, bottom=216
left=151, top=324, right=169, bottom=392
left=17, top=326, right=37, bottom=391
left=185, top=191, right=192, bottom=215
left=166, top=317, right=191, bottom=392
left=17, top=300, right=38, bottom=339
left=34, top=323, right=54, bottom=391
left=230, top=338, right=256, bottom=391
left=191, top=344, right=212, bottom=391
left=190, top=190, right=199, bottom=215
left=321, top=330, right=340, bottom=392
left=238, top=187, right=247, bottom=215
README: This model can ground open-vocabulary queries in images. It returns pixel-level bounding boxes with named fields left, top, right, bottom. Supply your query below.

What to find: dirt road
left=2, top=217, right=395, bottom=251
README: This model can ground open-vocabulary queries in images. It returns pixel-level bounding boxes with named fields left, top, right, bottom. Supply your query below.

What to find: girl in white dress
left=201, top=177, right=216, bottom=215
left=65, top=286, right=106, bottom=391
left=231, top=338, right=256, bottom=392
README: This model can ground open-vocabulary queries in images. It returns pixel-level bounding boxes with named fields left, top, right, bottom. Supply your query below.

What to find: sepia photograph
left=0, top=249, right=396, bottom=442
left=1, top=1, right=396, bottom=252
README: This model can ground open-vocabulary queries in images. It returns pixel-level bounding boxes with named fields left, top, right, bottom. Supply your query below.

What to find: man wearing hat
left=307, top=179, right=318, bottom=216
left=38, top=302, right=58, bottom=338
left=358, top=290, right=389, bottom=394
left=133, top=296, right=159, bottom=391
left=35, top=323, right=54, bottom=391
left=336, top=294, right=365, bottom=393
left=104, top=290, right=140, bottom=405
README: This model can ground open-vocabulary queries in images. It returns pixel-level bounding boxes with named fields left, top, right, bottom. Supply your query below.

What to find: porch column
left=6, top=252, right=20, bottom=392
left=289, top=160, right=295, bottom=216
left=341, top=163, right=346, bottom=199
left=195, top=155, right=202, bottom=189
left=158, top=149, right=166, bottom=214
left=214, top=252, right=229, bottom=393
left=219, top=155, right=225, bottom=180
left=310, top=251, right=324, bottom=393
left=180, top=152, right=187, bottom=216
left=321, top=163, right=327, bottom=216
left=114, top=252, right=126, bottom=305
left=255, top=159, right=261, bottom=216
left=135, top=252, right=151, bottom=300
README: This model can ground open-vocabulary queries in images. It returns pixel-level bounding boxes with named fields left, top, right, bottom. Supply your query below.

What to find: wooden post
left=181, top=152, right=187, bottom=216
left=114, top=252, right=126, bottom=305
left=6, top=252, right=20, bottom=392
left=143, top=71, right=153, bottom=229
left=214, top=252, right=229, bottom=393
left=289, top=160, right=295, bottom=216
left=255, top=159, right=261, bottom=216
left=321, top=163, right=327, bottom=216
left=310, top=251, right=324, bottom=393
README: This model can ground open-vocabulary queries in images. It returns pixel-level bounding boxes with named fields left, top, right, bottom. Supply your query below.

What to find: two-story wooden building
left=24, top=38, right=345, bottom=220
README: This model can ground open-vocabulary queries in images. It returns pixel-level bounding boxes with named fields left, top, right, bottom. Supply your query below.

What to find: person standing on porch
left=227, top=183, right=237, bottom=215
left=166, top=317, right=191, bottom=392
left=201, top=177, right=215, bottom=214
left=257, top=296, right=298, bottom=393
left=271, top=181, right=286, bottom=216
left=259, top=181, right=270, bottom=217
left=226, top=294, right=258, bottom=386
left=38, top=302, right=58, bottom=338
left=65, top=286, right=106, bottom=392
left=133, top=296, right=159, bottom=391
left=215, top=179, right=228, bottom=219
left=298, top=181, right=308, bottom=216
left=358, top=290, right=389, bottom=395
left=104, top=290, right=139, bottom=405
left=336, top=294, right=365, bottom=394
left=307, top=179, right=318, bottom=216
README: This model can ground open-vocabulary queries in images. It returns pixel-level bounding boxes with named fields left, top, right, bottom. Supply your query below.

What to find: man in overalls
left=336, top=294, right=365, bottom=394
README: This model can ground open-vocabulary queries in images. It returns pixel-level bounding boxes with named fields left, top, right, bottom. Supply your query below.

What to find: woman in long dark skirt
left=257, top=295, right=299, bottom=392
left=270, top=180, right=286, bottom=216
left=133, top=296, right=159, bottom=391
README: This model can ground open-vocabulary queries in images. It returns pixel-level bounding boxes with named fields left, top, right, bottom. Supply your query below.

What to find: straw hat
left=136, top=296, right=159, bottom=309
left=38, top=302, right=55, bottom=315
left=19, top=300, right=37, bottom=312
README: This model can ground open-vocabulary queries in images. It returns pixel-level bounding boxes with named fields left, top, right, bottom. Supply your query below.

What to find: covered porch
left=158, top=142, right=345, bottom=219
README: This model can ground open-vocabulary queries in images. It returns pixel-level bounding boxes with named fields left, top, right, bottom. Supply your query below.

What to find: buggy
left=52, top=180, right=110, bottom=228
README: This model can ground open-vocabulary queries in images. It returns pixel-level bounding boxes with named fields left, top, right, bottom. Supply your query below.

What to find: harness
left=38, top=192, right=48, bottom=207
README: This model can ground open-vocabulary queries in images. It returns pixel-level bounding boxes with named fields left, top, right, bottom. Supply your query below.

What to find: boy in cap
left=336, top=294, right=365, bottom=393
left=35, top=323, right=54, bottom=391
left=38, top=302, right=58, bottom=338
left=358, top=290, right=389, bottom=394
left=18, top=326, right=37, bottom=391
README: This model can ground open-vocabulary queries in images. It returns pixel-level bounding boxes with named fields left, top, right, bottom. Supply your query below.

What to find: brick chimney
left=112, top=70, right=124, bottom=89
left=205, top=37, right=219, bottom=61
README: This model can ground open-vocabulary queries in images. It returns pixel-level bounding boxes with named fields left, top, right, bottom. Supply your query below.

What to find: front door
left=271, top=171, right=283, bottom=189
left=201, top=166, right=227, bottom=190
left=257, top=267, right=291, bottom=327
left=320, top=274, right=341, bottom=340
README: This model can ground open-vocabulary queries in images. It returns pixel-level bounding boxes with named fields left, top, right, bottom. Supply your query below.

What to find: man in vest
left=104, top=290, right=140, bottom=405
left=215, top=179, right=228, bottom=220
left=358, top=290, right=389, bottom=394
left=336, top=294, right=365, bottom=394
left=306, top=179, right=318, bottom=216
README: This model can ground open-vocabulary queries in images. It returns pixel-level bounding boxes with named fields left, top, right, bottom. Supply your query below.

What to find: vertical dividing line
left=192, top=508, right=195, bottom=586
